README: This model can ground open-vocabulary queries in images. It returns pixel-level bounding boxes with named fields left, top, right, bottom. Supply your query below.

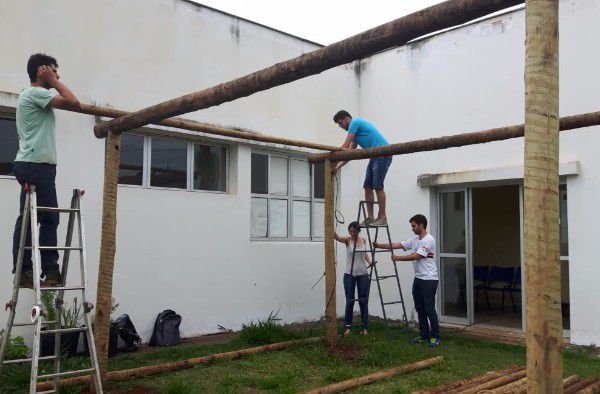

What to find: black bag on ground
left=149, top=309, right=182, bottom=347
left=113, top=314, right=142, bottom=352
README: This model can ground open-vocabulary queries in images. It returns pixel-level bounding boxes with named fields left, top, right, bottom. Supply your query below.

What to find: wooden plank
left=298, top=356, right=443, bottom=394
left=94, top=130, right=121, bottom=387
left=324, top=160, right=337, bottom=346
left=37, top=337, right=323, bottom=391
left=76, top=103, right=340, bottom=151
left=93, top=0, right=523, bottom=137
left=523, top=0, right=563, bottom=392
left=308, top=111, right=600, bottom=163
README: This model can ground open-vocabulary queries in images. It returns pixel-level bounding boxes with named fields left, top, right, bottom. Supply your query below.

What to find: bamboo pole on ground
left=508, top=375, right=584, bottom=394
left=76, top=104, right=340, bottom=151
left=37, top=337, right=322, bottom=391
left=410, top=365, right=525, bottom=394
left=308, top=111, right=600, bottom=163
left=93, top=0, right=523, bottom=137
left=564, top=377, right=599, bottom=394
left=323, top=160, right=337, bottom=346
left=298, top=356, right=443, bottom=394
left=94, top=130, right=121, bottom=387
left=523, top=0, right=563, bottom=392
left=458, top=370, right=527, bottom=394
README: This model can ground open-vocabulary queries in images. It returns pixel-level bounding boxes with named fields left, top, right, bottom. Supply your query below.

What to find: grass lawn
left=1, top=319, right=598, bottom=393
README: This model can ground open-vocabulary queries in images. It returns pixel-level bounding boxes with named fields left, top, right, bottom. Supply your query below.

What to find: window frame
left=251, top=149, right=325, bottom=242
left=117, top=132, right=229, bottom=194
left=0, top=115, right=19, bottom=180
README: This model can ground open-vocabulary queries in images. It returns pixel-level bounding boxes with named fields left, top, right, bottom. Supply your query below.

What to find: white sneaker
left=371, top=218, right=388, bottom=227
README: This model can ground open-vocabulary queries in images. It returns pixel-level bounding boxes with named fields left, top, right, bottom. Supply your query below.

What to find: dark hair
left=27, top=53, right=58, bottom=83
left=409, top=214, right=428, bottom=229
left=348, top=221, right=361, bottom=232
left=333, top=110, right=352, bottom=123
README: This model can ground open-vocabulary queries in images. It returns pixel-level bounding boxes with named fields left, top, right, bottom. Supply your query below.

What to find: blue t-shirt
left=348, top=117, right=388, bottom=149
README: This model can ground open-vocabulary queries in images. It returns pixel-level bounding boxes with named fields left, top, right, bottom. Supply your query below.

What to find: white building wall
left=0, top=0, right=359, bottom=340
left=352, top=0, right=600, bottom=345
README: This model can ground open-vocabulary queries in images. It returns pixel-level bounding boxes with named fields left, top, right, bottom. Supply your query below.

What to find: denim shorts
left=363, top=156, right=392, bottom=190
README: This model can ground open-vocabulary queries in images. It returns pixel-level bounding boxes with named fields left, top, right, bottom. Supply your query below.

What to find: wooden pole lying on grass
left=76, top=104, right=340, bottom=152
left=93, top=0, right=523, bottom=137
left=323, top=160, right=337, bottom=347
left=308, top=110, right=600, bottom=163
left=523, top=0, right=563, bottom=392
left=506, top=375, right=583, bottom=394
left=458, top=369, right=527, bottom=394
left=94, top=130, right=122, bottom=388
left=37, top=337, right=322, bottom=391
left=564, top=377, right=599, bottom=394
left=297, top=356, right=443, bottom=394
left=410, top=365, right=525, bottom=394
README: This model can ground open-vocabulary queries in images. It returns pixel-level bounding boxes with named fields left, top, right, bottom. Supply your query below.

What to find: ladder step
left=383, top=301, right=404, bottom=306
left=377, top=275, right=397, bottom=280
left=38, top=390, right=57, bottom=394
left=2, top=355, right=57, bottom=365
left=354, top=249, right=390, bottom=254
left=25, top=246, right=82, bottom=251
left=41, top=286, right=84, bottom=291
left=41, top=327, right=87, bottom=335
left=38, top=367, right=95, bottom=380
left=13, top=320, right=58, bottom=327
left=37, top=206, right=79, bottom=213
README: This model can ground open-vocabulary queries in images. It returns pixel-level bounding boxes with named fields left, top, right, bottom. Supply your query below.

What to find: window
left=559, top=183, right=570, bottom=330
left=118, top=134, right=144, bottom=185
left=150, top=138, right=187, bottom=189
left=251, top=152, right=325, bottom=240
left=118, top=132, right=227, bottom=192
left=0, top=117, right=19, bottom=176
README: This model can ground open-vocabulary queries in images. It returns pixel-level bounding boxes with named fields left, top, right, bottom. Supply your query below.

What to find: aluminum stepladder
left=0, top=186, right=103, bottom=394
left=348, top=200, right=411, bottom=342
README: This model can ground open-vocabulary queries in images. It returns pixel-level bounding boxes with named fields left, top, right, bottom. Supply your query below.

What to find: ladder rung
left=3, top=355, right=56, bottom=364
left=377, top=275, right=397, bottom=280
left=25, top=246, right=82, bottom=251
left=353, top=249, right=389, bottom=253
left=38, top=390, right=56, bottom=394
left=41, top=327, right=87, bottom=335
left=41, top=286, right=84, bottom=291
left=37, top=206, right=79, bottom=213
left=13, top=320, right=58, bottom=327
left=383, top=301, right=403, bottom=306
left=38, top=367, right=95, bottom=380
left=359, top=200, right=379, bottom=205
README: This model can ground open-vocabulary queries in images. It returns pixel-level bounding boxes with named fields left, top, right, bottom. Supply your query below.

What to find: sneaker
left=411, top=336, right=428, bottom=344
left=429, top=338, right=441, bottom=347
left=43, top=269, right=62, bottom=286
left=371, top=217, right=388, bottom=227
left=18, top=270, right=34, bottom=289
left=359, top=217, right=375, bottom=227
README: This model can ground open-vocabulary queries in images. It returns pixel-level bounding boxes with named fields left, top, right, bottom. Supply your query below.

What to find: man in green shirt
left=12, top=53, right=80, bottom=288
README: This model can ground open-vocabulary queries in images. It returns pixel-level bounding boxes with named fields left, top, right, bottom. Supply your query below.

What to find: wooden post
left=94, top=130, right=121, bottom=386
left=324, top=160, right=337, bottom=346
left=93, top=0, right=523, bottom=137
left=524, top=0, right=563, bottom=392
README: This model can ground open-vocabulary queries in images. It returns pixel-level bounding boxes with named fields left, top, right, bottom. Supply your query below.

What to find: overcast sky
left=194, top=0, right=446, bottom=45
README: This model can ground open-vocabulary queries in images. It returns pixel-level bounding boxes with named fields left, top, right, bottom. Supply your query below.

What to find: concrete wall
left=0, top=0, right=359, bottom=341
left=353, top=0, right=600, bottom=344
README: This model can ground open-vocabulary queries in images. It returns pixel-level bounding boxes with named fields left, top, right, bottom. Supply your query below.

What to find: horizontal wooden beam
left=308, top=111, right=600, bottom=163
left=74, top=104, right=340, bottom=151
left=93, top=0, right=523, bottom=137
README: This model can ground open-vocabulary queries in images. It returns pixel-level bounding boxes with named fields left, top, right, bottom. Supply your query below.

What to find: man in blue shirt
left=332, top=110, right=392, bottom=226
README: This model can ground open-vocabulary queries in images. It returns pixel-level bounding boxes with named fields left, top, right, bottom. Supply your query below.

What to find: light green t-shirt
left=15, top=86, right=58, bottom=164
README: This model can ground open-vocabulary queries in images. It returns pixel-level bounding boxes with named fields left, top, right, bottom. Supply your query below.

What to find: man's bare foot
left=361, top=329, right=368, bottom=336
left=343, top=329, right=351, bottom=336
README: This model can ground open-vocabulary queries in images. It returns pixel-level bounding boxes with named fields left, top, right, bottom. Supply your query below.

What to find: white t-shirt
left=345, top=239, right=369, bottom=276
left=401, top=233, right=438, bottom=280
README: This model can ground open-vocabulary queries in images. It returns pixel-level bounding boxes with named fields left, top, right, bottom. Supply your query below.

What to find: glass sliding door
left=438, top=190, right=472, bottom=325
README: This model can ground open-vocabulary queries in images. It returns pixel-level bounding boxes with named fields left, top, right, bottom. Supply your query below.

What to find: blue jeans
left=412, top=278, right=440, bottom=340
left=12, top=162, right=60, bottom=273
left=344, top=274, right=370, bottom=329
left=363, top=156, right=392, bottom=190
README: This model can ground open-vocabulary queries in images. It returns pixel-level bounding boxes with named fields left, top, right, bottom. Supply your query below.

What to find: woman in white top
left=334, top=221, right=372, bottom=335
